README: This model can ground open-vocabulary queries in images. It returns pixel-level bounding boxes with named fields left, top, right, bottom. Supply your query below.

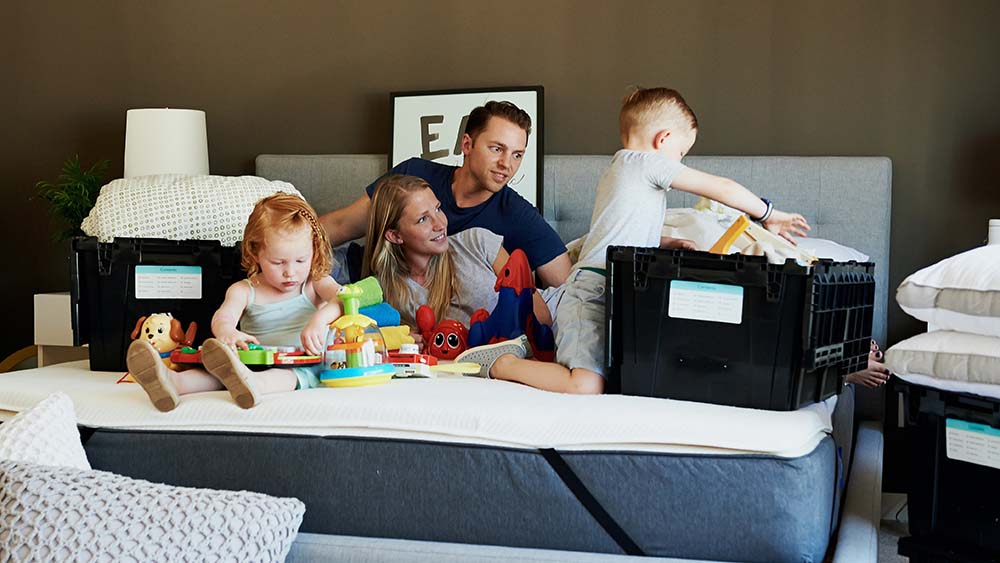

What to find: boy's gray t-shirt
left=401, top=227, right=502, bottom=327
left=575, top=150, right=687, bottom=270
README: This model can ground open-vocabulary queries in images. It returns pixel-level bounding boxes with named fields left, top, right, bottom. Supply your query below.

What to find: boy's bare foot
left=126, top=340, right=179, bottom=412
left=201, top=338, right=259, bottom=409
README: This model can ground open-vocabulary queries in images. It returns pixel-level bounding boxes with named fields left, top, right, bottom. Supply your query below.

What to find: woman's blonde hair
left=362, top=175, right=455, bottom=324
left=241, top=193, right=332, bottom=282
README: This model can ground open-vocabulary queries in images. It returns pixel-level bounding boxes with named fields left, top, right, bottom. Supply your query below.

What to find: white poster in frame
left=390, top=86, right=544, bottom=210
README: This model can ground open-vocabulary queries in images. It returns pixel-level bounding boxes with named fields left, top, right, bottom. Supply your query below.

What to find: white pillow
left=0, top=461, right=304, bottom=562
left=81, top=174, right=303, bottom=246
left=885, top=330, right=1000, bottom=385
left=792, top=237, right=869, bottom=263
left=896, top=245, right=1000, bottom=337
left=0, top=392, right=90, bottom=470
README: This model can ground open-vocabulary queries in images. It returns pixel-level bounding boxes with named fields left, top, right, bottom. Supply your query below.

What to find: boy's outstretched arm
left=671, top=168, right=810, bottom=243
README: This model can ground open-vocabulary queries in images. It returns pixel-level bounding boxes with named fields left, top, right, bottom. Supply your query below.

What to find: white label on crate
left=667, top=280, right=743, bottom=324
left=134, top=265, right=202, bottom=300
left=946, top=418, right=1000, bottom=470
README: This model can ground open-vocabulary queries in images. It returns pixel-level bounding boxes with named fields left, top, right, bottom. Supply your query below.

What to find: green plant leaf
left=35, top=154, right=112, bottom=241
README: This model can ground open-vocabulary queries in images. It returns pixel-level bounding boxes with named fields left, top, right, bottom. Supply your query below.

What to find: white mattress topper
left=0, top=361, right=835, bottom=457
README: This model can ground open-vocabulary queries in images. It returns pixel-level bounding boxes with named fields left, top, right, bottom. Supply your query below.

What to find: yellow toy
left=380, top=325, right=415, bottom=351
left=710, top=215, right=817, bottom=264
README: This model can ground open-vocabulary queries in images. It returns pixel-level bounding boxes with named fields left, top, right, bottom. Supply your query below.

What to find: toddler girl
left=127, top=193, right=343, bottom=411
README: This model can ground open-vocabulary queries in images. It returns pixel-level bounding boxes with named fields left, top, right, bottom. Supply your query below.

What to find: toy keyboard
left=171, top=344, right=323, bottom=367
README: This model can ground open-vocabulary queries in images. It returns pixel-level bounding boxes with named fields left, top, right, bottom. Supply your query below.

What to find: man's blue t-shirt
left=365, top=158, right=566, bottom=269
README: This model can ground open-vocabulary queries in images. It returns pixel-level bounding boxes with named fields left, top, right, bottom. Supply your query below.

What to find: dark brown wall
left=6, top=0, right=1000, bottom=362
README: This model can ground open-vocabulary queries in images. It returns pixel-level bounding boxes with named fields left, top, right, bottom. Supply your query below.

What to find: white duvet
left=0, top=361, right=835, bottom=458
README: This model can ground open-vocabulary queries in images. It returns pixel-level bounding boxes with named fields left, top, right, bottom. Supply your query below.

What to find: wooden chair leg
left=0, top=345, right=38, bottom=373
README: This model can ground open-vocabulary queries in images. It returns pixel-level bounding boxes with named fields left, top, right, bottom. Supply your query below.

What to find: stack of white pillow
left=886, top=244, right=1000, bottom=394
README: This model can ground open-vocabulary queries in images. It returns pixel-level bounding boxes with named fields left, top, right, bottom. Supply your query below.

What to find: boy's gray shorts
left=554, top=269, right=606, bottom=377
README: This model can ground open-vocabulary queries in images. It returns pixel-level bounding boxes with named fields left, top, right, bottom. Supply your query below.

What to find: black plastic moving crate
left=899, top=381, right=1000, bottom=561
left=899, top=535, right=1000, bottom=563
left=606, top=247, right=875, bottom=411
left=72, top=237, right=243, bottom=372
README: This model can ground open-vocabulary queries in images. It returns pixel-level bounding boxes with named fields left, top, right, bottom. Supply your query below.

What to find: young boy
left=457, top=87, right=810, bottom=394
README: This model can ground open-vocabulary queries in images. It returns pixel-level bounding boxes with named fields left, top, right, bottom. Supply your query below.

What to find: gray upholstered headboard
left=255, top=154, right=892, bottom=344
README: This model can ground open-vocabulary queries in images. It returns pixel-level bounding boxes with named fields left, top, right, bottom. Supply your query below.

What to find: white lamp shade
left=124, top=108, right=209, bottom=178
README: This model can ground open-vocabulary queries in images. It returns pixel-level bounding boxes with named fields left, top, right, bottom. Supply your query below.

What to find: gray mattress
left=81, top=385, right=856, bottom=563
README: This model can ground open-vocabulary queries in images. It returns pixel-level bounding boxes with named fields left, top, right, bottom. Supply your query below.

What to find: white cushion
left=0, top=461, right=304, bottom=562
left=0, top=392, right=89, bottom=470
left=896, top=245, right=1000, bottom=337
left=661, top=207, right=732, bottom=251
left=81, top=174, right=303, bottom=246
left=792, top=237, right=869, bottom=263
left=885, top=330, right=1000, bottom=385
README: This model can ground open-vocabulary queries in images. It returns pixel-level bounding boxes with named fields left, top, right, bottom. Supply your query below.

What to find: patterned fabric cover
left=0, top=392, right=89, bottom=470
left=80, top=174, right=303, bottom=246
left=0, top=461, right=305, bottom=562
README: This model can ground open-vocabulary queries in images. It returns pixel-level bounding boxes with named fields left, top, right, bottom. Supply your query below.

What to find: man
left=319, top=101, right=571, bottom=288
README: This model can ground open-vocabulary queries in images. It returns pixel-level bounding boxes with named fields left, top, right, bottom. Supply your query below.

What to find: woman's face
left=388, top=187, right=449, bottom=258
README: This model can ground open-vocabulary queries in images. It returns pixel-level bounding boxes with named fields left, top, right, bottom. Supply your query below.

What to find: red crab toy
left=415, top=305, right=470, bottom=360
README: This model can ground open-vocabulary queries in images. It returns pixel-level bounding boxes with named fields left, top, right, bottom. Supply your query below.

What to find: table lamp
left=124, top=108, right=209, bottom=178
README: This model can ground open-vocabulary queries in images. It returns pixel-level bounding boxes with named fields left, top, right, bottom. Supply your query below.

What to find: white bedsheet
left=0, top=361, right=835, bottom=458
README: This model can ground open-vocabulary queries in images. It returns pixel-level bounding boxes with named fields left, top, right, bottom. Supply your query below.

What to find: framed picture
left=390, top=86, right=544, bottom=210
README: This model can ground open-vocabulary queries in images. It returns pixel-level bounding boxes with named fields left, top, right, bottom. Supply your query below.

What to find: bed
left=3, top=154, right=892, bottom=562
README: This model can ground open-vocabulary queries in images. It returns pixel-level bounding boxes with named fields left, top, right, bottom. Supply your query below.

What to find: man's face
left=460, top=117, right=528, bottom=194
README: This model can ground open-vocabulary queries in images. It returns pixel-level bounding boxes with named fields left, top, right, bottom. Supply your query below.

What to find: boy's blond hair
left=241, top=193, right=333, bottom=282
left=619, top=87, right=698, bottom=140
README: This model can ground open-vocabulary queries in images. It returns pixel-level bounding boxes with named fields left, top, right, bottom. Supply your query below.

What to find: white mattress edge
left=0, top=361, right=836, bottom=458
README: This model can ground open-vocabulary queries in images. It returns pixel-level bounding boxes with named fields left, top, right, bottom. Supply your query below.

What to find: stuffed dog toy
left=129, top=313, right=197, bottom=372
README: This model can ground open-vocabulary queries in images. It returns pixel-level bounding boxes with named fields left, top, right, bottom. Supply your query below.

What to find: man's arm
left=319, top=195, right=371, bottom=246
left=536, top=252, right=572, bottom=288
